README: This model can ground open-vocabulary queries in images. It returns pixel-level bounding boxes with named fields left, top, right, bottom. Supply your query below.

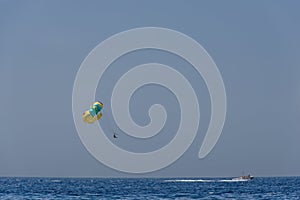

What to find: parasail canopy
left=82, top=101, right=103, bottom=124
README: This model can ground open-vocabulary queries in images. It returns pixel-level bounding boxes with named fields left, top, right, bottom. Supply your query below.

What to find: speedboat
left=232, top=174, right=254, bottom=181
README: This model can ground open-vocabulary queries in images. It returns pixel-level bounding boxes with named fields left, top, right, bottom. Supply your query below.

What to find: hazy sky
left=1, top=0, right=300, bottom=178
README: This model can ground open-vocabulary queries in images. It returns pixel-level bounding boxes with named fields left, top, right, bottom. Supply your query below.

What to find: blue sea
left=0, top=177, right=299, bottom=199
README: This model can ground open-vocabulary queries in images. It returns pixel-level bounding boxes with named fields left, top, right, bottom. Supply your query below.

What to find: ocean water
left=0, top=177, right=299, bottom=199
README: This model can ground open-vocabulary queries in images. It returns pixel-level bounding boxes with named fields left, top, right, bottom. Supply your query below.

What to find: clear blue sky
left=1, top=0, right=300, bottom=177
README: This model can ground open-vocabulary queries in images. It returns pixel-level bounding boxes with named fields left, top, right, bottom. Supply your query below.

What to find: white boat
left=232, top=174, right=254, bottom=181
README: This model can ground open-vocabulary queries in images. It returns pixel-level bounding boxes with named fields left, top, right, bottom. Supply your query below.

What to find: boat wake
left=164, top=179, right=249, bottom=183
